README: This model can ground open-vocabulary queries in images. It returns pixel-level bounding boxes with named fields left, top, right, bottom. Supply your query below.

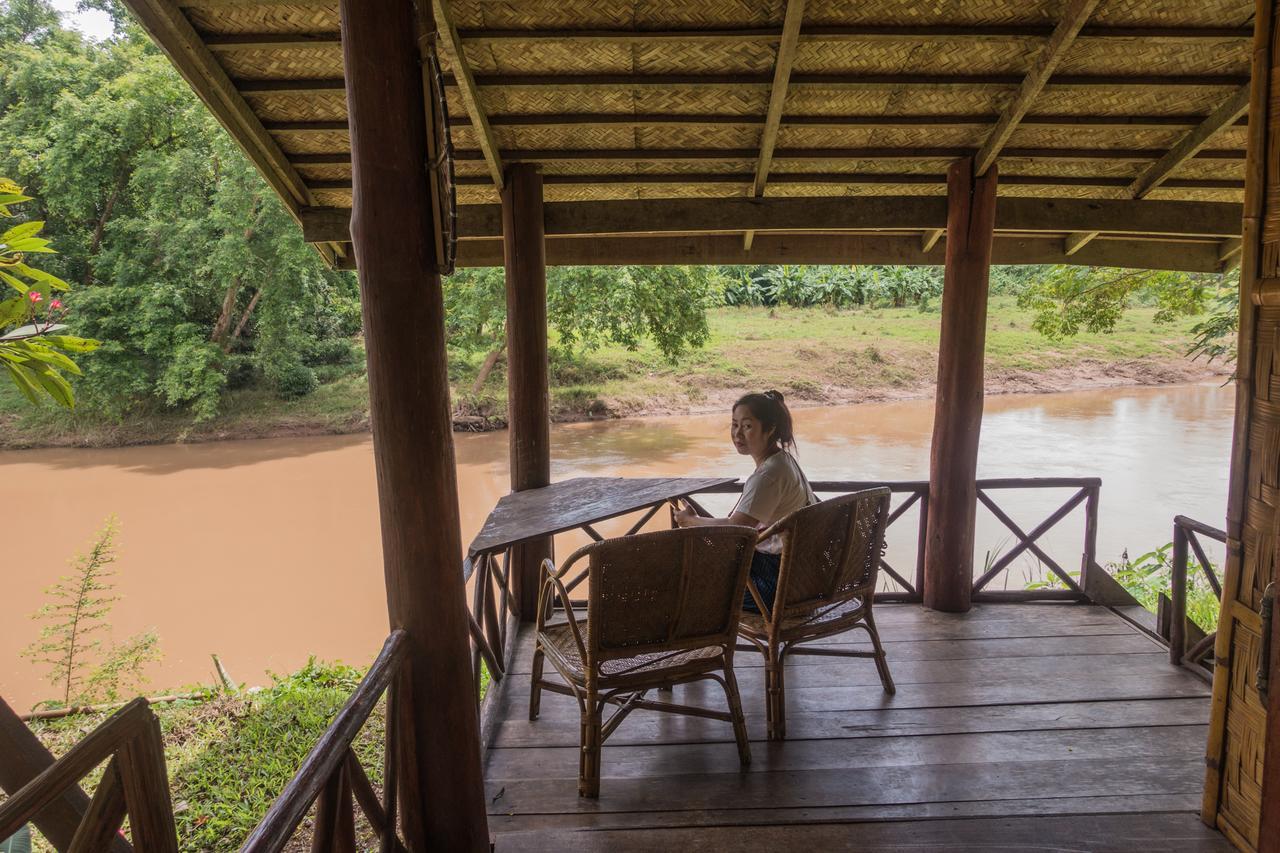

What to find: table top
left=467, top=476, right=737, bottom=557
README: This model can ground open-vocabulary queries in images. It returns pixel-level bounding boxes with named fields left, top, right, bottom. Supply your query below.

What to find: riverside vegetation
left=0, top=1, right=1237, bottom=449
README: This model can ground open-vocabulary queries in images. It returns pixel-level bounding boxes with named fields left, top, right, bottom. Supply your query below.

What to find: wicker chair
left=739, top=487, right=894, bottom=741
left=528, top=526, right=757, bottom=798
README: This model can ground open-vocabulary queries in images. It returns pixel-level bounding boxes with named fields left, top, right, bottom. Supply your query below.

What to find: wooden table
left=467, top=476, right=738, bottom=562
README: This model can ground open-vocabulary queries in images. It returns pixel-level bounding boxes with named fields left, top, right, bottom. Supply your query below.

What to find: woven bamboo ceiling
left=122, top=0, right=1254, bottom=271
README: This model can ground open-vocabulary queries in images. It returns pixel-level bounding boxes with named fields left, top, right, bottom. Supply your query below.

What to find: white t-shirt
left=734, top=450, right=818, bottom=554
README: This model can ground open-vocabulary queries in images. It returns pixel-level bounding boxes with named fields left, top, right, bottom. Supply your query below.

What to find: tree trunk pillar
left=923, top=158, right=998, bottom=613
left=338, top=0, right=489, bottom=848
left=502, top=163, right=552, bottom=621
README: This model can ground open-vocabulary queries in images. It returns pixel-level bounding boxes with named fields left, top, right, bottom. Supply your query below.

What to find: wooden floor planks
left=485, top=603, right=1226, bottom=851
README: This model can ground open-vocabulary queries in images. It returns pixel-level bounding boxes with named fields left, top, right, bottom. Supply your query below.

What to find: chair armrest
left=535, top=554, right=589, bottom=667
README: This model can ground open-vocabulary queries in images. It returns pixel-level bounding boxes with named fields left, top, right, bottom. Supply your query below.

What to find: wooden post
left=338, top=0, right=489, bottom=849
left=923, top=158, right=998, bottom=613
left=502, top=162, right=552, bottom=620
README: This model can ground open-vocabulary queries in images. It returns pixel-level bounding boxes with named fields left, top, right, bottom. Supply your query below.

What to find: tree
left=444, top=265, right=723, bottom=390
left=0, top=4, right=361, bottom=420
left=1014, top=266, right=1218, bottom=340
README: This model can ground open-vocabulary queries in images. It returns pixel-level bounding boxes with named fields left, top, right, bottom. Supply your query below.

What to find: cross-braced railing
left=0, top=698, right=177, bottom=852
left=240, top=630, right=411, bottom=853
left=970, top=478, right=1101, bottom=602
left=1165, top=515, right=1226, bottom=672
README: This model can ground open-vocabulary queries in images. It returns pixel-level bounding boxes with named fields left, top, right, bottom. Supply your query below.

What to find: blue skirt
left=743, top=550, right=781, bottom=614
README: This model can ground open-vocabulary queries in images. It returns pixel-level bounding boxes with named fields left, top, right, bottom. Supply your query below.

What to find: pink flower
left=28, top=290, right=42, bottom=303
left=49, top=299, right=63, bottom=310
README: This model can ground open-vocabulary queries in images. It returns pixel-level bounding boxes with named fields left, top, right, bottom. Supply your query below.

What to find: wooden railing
left=0, top=698, right=177, bottom=852
left=688, top=477, right=1099, bottom=604
left=240, top=630, right=410, bottom=853
left=1166, top=515, right=1226, bottom=671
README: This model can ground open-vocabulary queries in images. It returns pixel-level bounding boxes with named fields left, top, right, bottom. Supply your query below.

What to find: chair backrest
left=772, top=487, right=891, bottom=619
left=584, top=526, right=757, bottom=662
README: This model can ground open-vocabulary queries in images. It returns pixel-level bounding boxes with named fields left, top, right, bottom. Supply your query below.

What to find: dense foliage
left=1, top=0, right=361, bottom=421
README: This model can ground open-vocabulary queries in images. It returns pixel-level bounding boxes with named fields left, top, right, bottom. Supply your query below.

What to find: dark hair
left=733, top=390, right=795, bottom=450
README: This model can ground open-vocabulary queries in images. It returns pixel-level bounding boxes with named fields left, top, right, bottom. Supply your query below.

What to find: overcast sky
left=50, top=0, right=114, bottom=41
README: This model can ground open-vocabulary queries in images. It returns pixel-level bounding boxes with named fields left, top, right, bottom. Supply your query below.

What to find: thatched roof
left=121, top=0, right=1253, bottom=271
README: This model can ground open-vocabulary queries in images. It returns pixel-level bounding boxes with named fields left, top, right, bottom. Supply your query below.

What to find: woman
left=673, top=390, right=817, bottom=614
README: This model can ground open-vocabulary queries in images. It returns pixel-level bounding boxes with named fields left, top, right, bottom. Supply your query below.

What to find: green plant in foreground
left=0, top=179, right=99, bottom=407
left=1112, top=543, right=1222, bottom=633
left=22, top=516, right=161, bottom=708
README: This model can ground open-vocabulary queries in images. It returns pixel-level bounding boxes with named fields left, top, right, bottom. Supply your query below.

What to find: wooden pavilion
left=2, top=0, right=1279, bottom=850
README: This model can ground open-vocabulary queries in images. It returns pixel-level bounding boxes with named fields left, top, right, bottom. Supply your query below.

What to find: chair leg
left=721, top=664, right=751, bottom=766
left=529, top=642, right=545, bottom=721
left=864, top=611, right=896, bottom=695
left=764, top=643, right=786, bottom=741
left=579, top=690, right=602, bottom=798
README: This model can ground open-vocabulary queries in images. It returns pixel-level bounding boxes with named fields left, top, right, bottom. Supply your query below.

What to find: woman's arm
left=671, top=498, right=757, bottom=529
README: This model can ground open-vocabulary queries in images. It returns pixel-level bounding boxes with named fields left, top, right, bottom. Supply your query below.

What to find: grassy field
left=0, top=297, right=1219, bottom=450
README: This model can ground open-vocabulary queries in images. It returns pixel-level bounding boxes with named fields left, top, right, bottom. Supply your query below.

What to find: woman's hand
left=671, top=499, right=697, bottom=528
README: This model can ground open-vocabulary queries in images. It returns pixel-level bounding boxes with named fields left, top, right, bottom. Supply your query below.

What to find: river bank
left=0, top=299, right=1226, bottom=450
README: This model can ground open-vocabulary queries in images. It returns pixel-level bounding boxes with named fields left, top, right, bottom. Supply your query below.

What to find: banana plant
left=0, top=178, right=99, bottom=407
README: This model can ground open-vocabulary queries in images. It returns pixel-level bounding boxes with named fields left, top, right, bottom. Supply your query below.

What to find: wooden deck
left=483, top=603, right=1230, bottom=851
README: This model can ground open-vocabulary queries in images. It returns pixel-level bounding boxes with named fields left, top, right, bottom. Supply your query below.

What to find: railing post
left=1080, top=483, right=1099, bottom=594
left=1170, top=520, right=1189, bottom=666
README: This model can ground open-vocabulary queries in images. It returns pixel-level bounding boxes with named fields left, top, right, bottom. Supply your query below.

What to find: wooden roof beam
left=268, top=114, right=1249, bottom=132
left=236, top=72, right=1251, bottom=95
left=922, top=229, right=945, bottom=252
left=452, top=233, right=1226, bottom=273
left=289, top=147, right=1246, bottom=167
left=1128, top=84, right=1251, bottom=199
left=198, top=24, right=1253, bottom=50
left=455, top=24, right=1251, bottom=44
left=975, top=0, right=1103, bottom=175
left=299, top=196, right=1243, bottom=243
left=432, top=0, right=504, bottom=189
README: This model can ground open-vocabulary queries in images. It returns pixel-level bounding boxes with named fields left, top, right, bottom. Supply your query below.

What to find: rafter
left=432, top=0, right=504, bottom=189
left=975, top=0, right=1103, bottom=175
left=1129, top=84, right=1252, bottom=199
left=1063, top=231, right=1100, bottom=255
left=922, top=229, right=945, bottom=252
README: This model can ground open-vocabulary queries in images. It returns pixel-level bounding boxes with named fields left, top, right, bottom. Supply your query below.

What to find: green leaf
left=13, top=263, right=69, bottom=291
left=24, top=344, right=81, bottom=375
left=42, top=335, right=101, bottom=353
left=0, top=269, right=29, bottom=294
left=5, top=237, right=55, bottom=254
left=5, top=362, right=42, bottom=404
left=0, top=296, right=26, bottom=326
left=25, top=360, right=75, bottom=407
left=0, top=220, right=42, bottom=244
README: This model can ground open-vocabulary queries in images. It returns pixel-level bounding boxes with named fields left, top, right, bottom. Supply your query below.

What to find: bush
left=267, top=361, right=317, bottom=399
left=304, top=337, right=357, bottom=366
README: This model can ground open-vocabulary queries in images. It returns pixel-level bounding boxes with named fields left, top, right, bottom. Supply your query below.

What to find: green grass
left=20, top=660, right=384, bottom=852
left=0, top=298, right=1211, bottom=449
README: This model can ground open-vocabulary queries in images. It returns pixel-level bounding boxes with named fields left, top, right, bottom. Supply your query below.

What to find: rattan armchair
left=528, top=526, right=757, bottom=798
left=739, top=487, right=895, bottom=741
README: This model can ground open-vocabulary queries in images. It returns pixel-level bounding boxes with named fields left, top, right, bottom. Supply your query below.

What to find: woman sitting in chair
left=673, top=390, right=817, bottom=613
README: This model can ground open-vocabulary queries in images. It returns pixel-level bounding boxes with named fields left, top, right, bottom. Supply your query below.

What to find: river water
left=0, top=382, right=1233, bottom=710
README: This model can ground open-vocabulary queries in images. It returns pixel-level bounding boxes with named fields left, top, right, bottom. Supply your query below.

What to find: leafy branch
left=0, top=177, right=100, bottom=407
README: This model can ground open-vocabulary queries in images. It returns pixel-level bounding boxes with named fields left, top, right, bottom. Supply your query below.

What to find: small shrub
left=267, top=362, right=318, bottom=399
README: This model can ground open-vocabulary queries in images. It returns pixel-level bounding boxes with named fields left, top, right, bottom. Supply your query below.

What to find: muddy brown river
left=1, top=383, right=1233, bottom=709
